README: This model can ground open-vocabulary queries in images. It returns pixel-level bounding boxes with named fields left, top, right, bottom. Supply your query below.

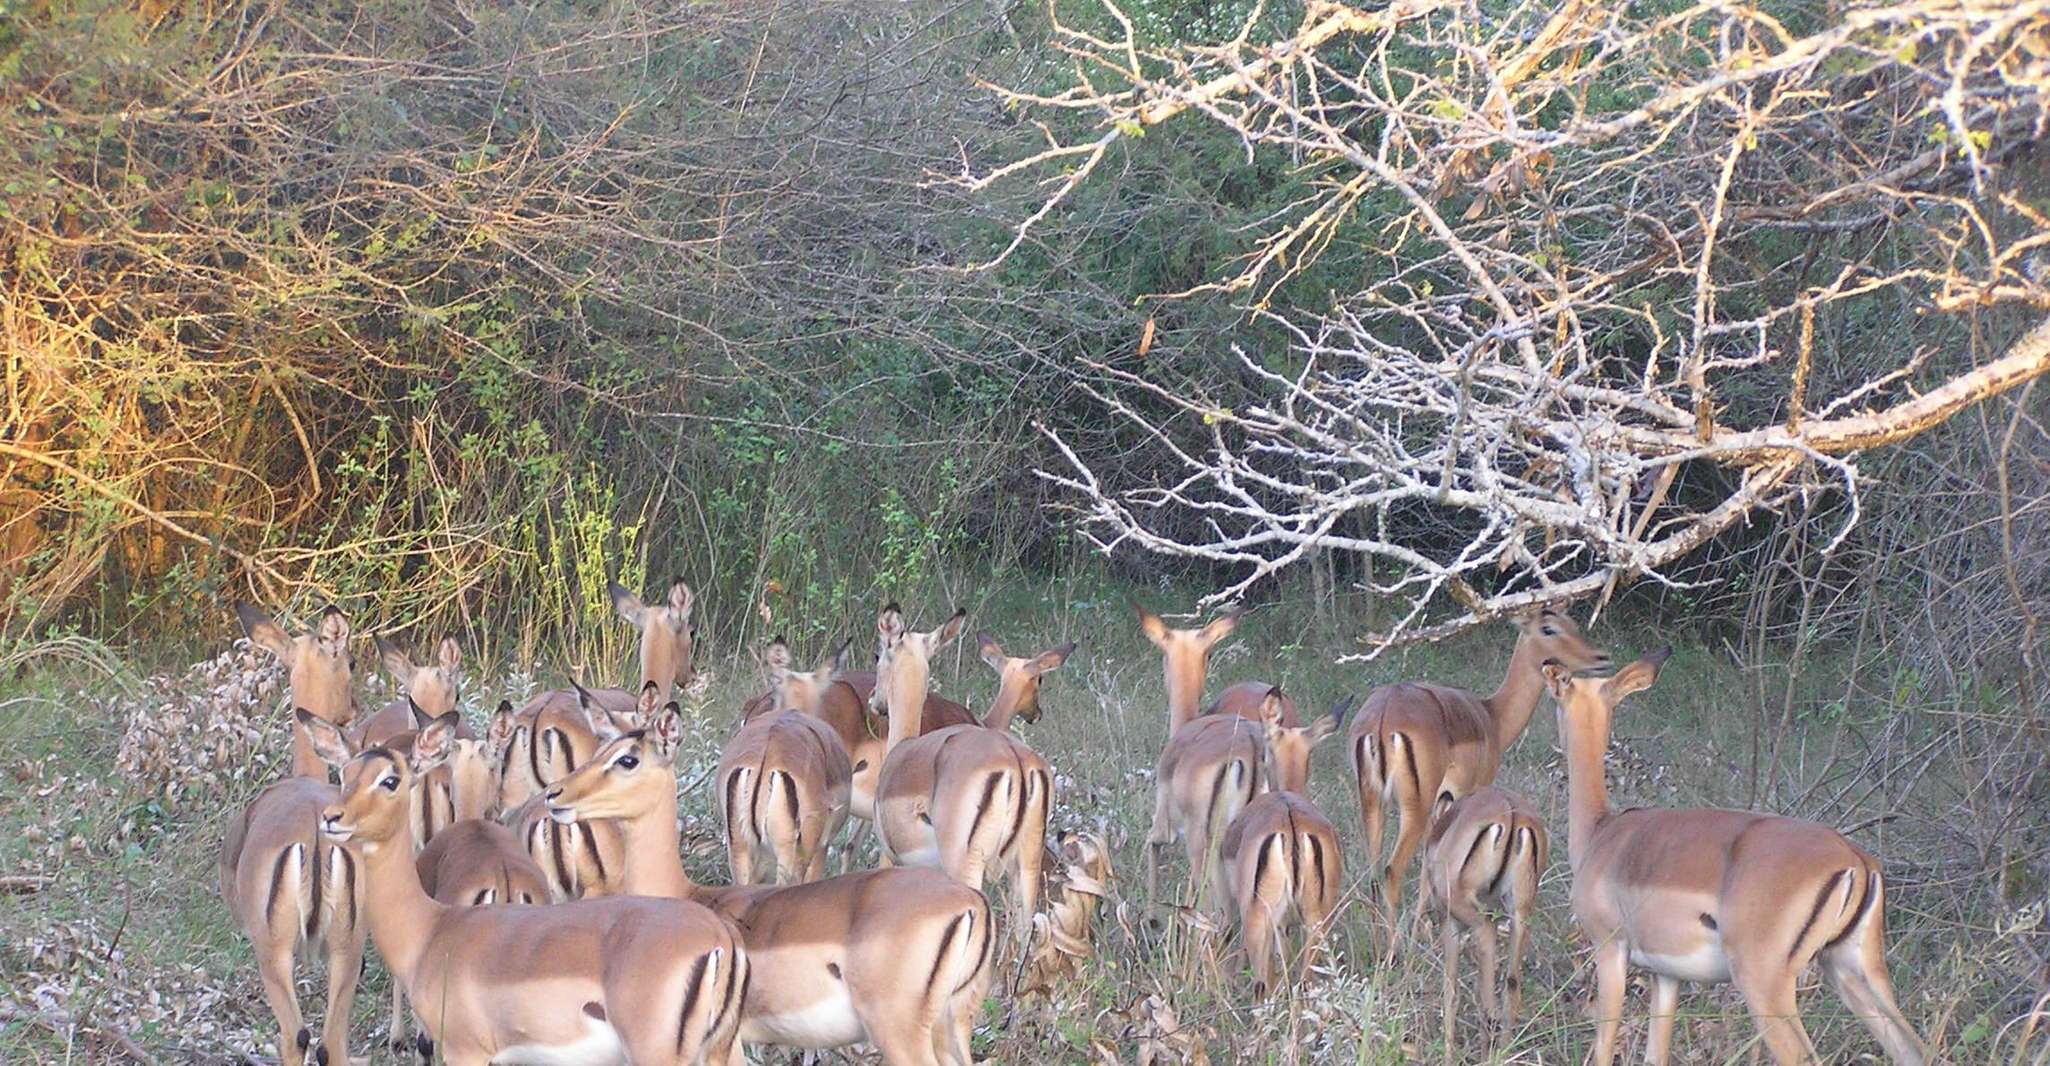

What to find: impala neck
left=1483, top=632, right=1546, bottom=753
left=883, top=656, right=930, bottom=751
left=982, top=674, right=1032, bottom=733
left=1164, top=650, right=1205, bottom=734
left=1559, top=704, right=1613, bottom=871
left=290, top=737, right=328, bottom=780
left=616, top=790, right=701, bottom=901
left=356, top=824, right=445, bottom=988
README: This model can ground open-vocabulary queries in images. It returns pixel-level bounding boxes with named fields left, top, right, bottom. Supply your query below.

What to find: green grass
left=0, top=589, right=2035, bottom=1064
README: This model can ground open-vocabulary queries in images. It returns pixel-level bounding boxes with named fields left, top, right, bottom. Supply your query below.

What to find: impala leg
left=1820, top=923, right=1928, bottom=1066
left=387, top=970, right=409, bottom=1053
left=1440, top=917, right=1463, bottom=1066
left=1473, top=915, right=1501, bottom=1029
left=1145, top=784, right=1177, bottom=905
left=1504, top=907, right=1531, bottom=1027
left=318, top=930, right=364, bottom=1066
left=1644, top=974, right=1680, bottom=1066
left=1731, top=960, right=1818, bottom=1065
left=1379, top=798, right=1428, bottom=962
left=726, top=834, right=756, bottom=887
left=771, top=821, right=803, bottom=886
left=1011, top=819, right=1046, bottom=945
left=1588, top=937, right=1629, bottom=1066
left=253, top=939, right=308, bottom=1066
left=1243, top=899, right=1279, bottom=998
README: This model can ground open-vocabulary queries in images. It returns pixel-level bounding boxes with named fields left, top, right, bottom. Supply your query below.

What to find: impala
left=717, top=638, right=853, bottom=884
left=1134, top=605, right=1239, bottom=734
left=874, top=604, right=1054, bottom=937
left=973, top=633, right=1075, bottom=732
left=498, top=577, right=695, bottom=807
left=1420, top=787, right=1547, bottom=1064
left=236, top=603, right=355, bottom=779
left=1349, top=607, right=1608, bottom=949
left=308, top=707, right=747, bottom=1066
left=1217, top=690, right=1344, bottom=995
left=218, top=709, right=368, bottom=1066
left=1546, top=650, right=1927, bottom=1065
left=356, top=635, right=465, bottom=743
left=544, top=706, right=992, bottom=1066
left=502, top=683, right=648, bottom=900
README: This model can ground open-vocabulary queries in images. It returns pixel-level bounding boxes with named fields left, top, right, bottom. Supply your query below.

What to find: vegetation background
left=1, top=0, right=2046, bottom=1063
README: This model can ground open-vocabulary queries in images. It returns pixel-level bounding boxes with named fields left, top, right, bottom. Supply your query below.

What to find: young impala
left=1217, top=690, right=1344, bottom=995
left=1420, top=787, right=1547, bottom=1064
left=545, top=705, right=993, bottom=1066
left=874, top=605, right=1055, bottom=938
left=307, top=708, right=747, bottom=1066
left=717, top=638, right=853, bottom=884
left=1546, top=650, right=1927, bottom=1065
left=1349, top=607, right=1608, bottom=952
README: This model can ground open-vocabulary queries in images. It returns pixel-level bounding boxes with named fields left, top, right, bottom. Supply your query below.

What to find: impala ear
left=298, top=708, right=355, bottom=769
left=977, top=633, right=1006, bottom=672
left=1603, top=647, right=1672, bottom=703
left=570, top=678, right=595, bottom=711
left=648, top=702, right=685, bottom=761
left=826, top=636, right=853, bottom=675
left=486, top=700, right=518, bottom=754
left=408, top=695, right=432, bottom=731
left=877, top=603, right=906, bottom=647
left=611, top=582, right=646, bottom=626
left=1198, top=609, right=1240, bottom=647
left=376, top=635, right=414, bottom=682
left=935, top=608, right=967, bottom=648
left=665, top=579, right=693, bottom=621
left=316, top=606, right=351, bottom=660
left=765, top=637, right=794, bottom=683
left=1258, top=687, right=1287, bottom=725
left=636, top=681, right=662, bottom=721
left=1541, top=658, right=1576, bottom=699
left=437, top=637, right=462, bottom=674
left=1029, top=641, right=1076, bottom=677
left=237, top=603, right=293, bottom=662
left=412, top=711, right=460, bottom=774
left=1308, top=700, right=1343, bottom=744
left=1135, top=604, right=1170, bottom=648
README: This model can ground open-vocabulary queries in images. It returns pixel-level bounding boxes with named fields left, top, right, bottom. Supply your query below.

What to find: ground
left=0, top=586, right=2035, bottom=1064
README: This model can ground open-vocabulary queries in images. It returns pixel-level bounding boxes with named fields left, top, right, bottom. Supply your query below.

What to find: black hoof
left=415, top=1034, right=436, bottom=1063
left=295, top=1028, right=313, bottom=1051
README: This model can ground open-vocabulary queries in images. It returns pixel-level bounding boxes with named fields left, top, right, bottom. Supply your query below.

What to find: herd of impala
left=216, top=582, right=1932, bottom=1066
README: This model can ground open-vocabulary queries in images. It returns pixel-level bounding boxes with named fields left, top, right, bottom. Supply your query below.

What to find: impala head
left=1259, top=689, right=1344, bottom=794
left=237, top=603, right=355, bottom=728
left=1543, top=646, right=1671, bottom=740
left=544, top=700, right=685, bottom=825
left=766, top=636, right=851, bottom=714
left=312, top=706, right=459, bottom=852
left=977, top=633, right=1076, bottom=726
left=440, top=700, right=515, bottom=822
left=612, top=577, right=695, bottom=696
left=375, top=634, right=463, bottom=717
left=873, top=603, right=967, bottom=718
left=1515, top=607, right=1611, bottom=674
left=1136, top=604, right=1239, bottom=721
left=571, top=678, right=660, bottom=739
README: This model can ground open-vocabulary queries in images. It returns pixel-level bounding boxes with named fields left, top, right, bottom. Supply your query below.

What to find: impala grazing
left=1420, top=787, right=1547, bottom=1064
left=873, top=604, right=1055, bottom=938
left=544, top=705, right=993, bottom=1066
left=717, top=638, right=853, bottom=883
left=308, top=706, right=748, bottom=1066
left=1546, top=649, right=1927, bottom=1066
left=1349, top=607, right=1608, bottom=952
left=1217, top=690, right=1345, bottom=995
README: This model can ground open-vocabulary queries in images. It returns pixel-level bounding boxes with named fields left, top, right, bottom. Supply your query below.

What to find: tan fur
left=237, top=603, right=355, bottom=780
left=355, top=635, right=464, bottom=743
left=874, top=605, right=1053, bottom=940
left=1348, top=608, right=1609, bottom=951
left=1217, top=695, right=1344, bottom=995
left=718, top=639, right=853, bottom=884
left=1421, top=787, right=1546, bottom=1064
left=1135, top=605, right=1239, bottom=733
left=1548, top=650, right=1927, bottom=1066
left=546, top=715, right=993, bottom=1066
left=316, top=711, right=746, bottom=1066
left=218, top=745, right=366, bottom=1066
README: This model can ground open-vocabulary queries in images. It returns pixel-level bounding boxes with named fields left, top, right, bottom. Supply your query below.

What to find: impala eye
left=615, top=754, right=640, bottom=771
left=381, top=775, right=401, bottom=792
left=1541, top=625, right=1559, bottom=637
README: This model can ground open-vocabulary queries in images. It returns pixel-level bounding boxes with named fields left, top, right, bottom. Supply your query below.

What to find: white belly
left=742, top=992, right=865, bottom=1049
left=1630, top=942, right=1732, bottom=984
left=491, top=1020, right=628, bottom=1066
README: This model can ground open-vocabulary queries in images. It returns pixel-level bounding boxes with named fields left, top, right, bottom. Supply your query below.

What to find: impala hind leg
left=386, top=970, right=409, bottom=1053
left=1820, top=916, right=1928, bottom=1066
left=318, top=931, right=363, bottom=1066
left=253, top=939, right=309, bottom=1066
left=1144, top=784, right=1177, bottom=904
left=1731, top=959, right=1819, bottom=1065
left=1439, top=917, right=1464, bottom=1066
